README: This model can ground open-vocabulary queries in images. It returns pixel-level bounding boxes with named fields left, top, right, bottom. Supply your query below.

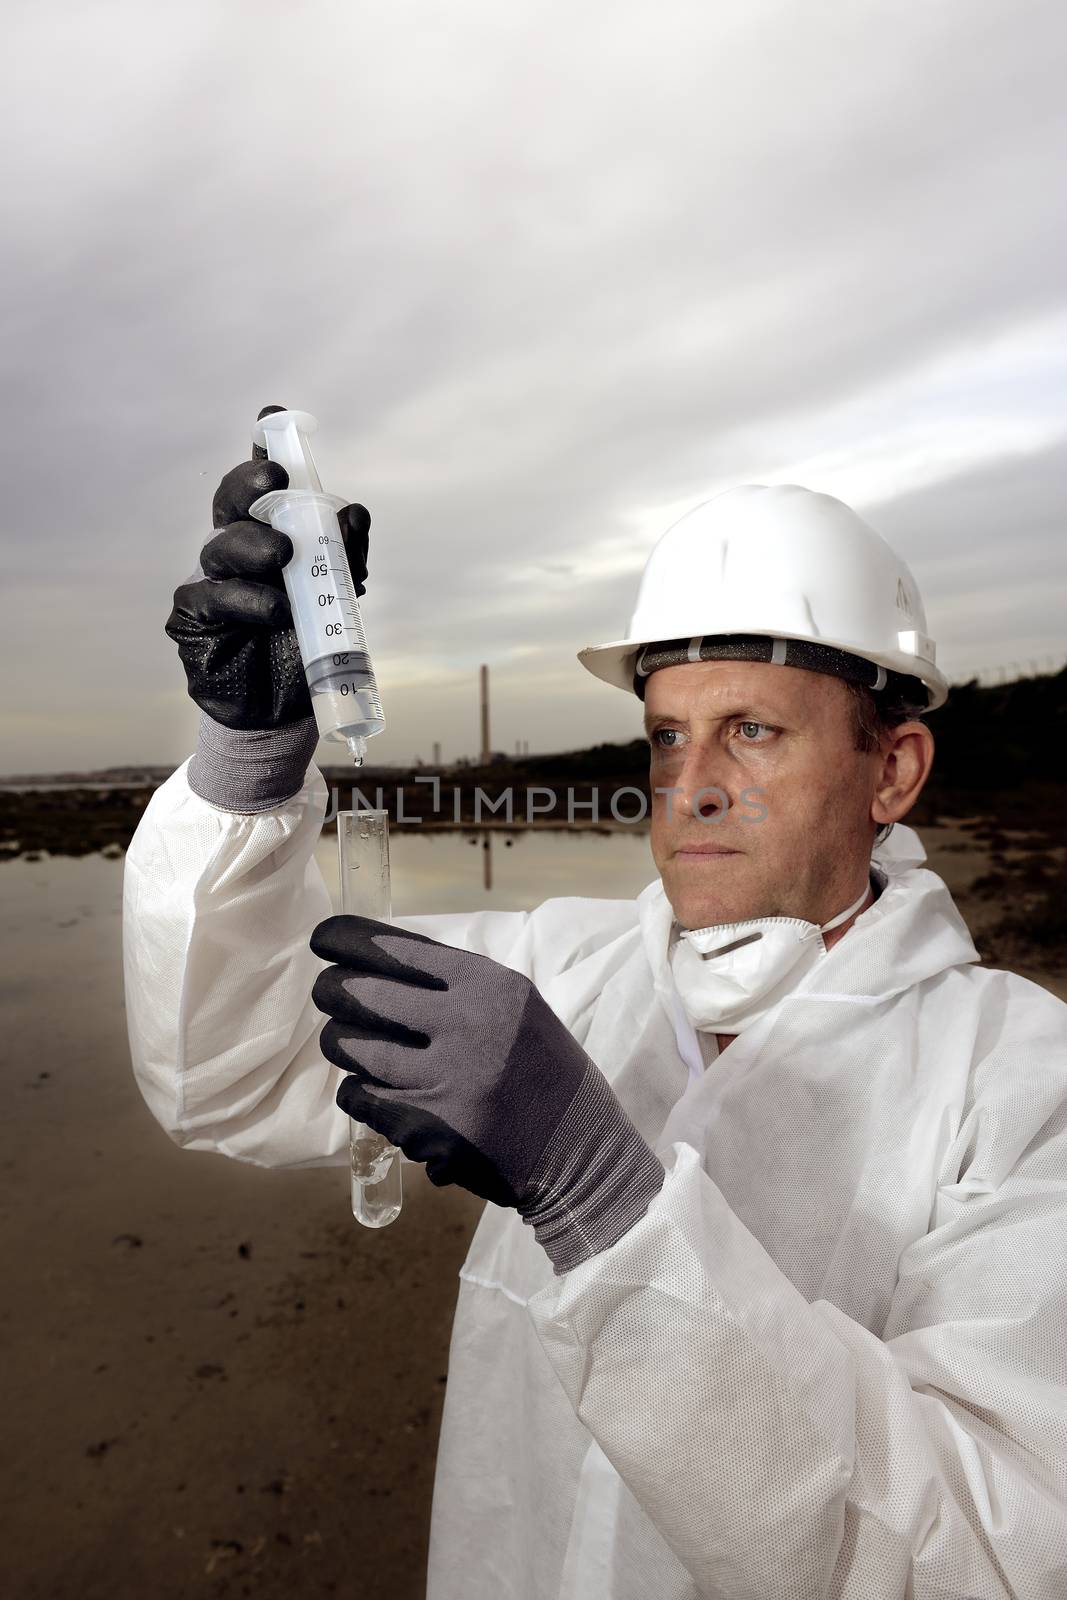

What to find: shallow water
left=0, top=830, right=658, bottom=1096
left=0, top=830, right=655, bottom=1011
left=1, top=851, right=126, bottom=1038
left=5, top=824, right=655, bottom=917
left=314, top=824, right=657, bottom=915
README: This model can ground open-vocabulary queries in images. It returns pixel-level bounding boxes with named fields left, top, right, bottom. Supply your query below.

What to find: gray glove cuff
left=519, top=1061, right=666, bottom=1276
left=187, top=711, right=320, bottom=814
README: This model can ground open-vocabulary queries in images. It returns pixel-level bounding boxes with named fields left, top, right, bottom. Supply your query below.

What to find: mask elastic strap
left=819, top=881, right=873, bottom=934
left=668, top=989, right=706, bottom=1087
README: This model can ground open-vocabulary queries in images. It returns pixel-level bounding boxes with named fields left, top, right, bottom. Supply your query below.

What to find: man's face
left=646, top=659, right=881, bottom=931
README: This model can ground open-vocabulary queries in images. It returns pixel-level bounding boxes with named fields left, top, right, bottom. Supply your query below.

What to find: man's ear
left=871, top=721, right=935, bottom=830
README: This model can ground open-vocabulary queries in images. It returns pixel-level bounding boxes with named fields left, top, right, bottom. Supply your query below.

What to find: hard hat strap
left=632, top=632, right=927, bottom=711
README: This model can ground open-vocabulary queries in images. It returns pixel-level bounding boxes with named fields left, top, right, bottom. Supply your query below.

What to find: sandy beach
left=2, top=821, right=1064, bottom=1598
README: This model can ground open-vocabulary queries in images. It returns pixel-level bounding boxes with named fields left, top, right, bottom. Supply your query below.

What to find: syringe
left=249, top=410, right=384, bottom=764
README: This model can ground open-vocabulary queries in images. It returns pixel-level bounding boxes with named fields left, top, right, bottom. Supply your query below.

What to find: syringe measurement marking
left=308, top=539, right=363, bottom=649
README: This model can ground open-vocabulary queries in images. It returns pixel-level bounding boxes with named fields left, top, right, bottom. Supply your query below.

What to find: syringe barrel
left=249, top=418, right=385, bottom=753
left=256, top=487, right=348, bottom=666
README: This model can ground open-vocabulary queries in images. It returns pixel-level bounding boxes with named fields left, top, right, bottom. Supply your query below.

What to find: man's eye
left=651, top=727, right=684, bottom=749
left=738, top=721, right=771, bottom=741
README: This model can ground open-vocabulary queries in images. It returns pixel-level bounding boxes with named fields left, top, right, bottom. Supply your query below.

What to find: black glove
left=165, top=405, right=371, bottom=731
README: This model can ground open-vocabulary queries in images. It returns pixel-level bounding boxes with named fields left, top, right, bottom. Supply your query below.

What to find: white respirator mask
left=669, top=881, right=873, bottom=1035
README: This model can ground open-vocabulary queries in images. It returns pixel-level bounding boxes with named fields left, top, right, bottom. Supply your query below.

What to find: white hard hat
left=578, top=484, right=948, bottom=711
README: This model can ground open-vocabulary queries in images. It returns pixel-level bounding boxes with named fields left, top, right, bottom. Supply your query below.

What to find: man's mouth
left=674, top=842, right=743, bottom=858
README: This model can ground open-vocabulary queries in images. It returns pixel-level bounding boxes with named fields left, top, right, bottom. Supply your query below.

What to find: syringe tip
left=346, top=734, right=368, bottom=767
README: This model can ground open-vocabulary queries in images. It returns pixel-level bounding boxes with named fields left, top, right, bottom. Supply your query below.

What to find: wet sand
left=1, top=851, right=483, bottom=1599
left=2, top=826, right=1064, bottom=1599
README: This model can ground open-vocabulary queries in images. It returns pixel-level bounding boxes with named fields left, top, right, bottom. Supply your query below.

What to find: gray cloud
left=2, top=0, right=1065, bottom=771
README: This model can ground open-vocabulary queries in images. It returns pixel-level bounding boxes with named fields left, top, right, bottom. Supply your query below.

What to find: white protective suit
left=123, top=758, right=1067, bottom=1600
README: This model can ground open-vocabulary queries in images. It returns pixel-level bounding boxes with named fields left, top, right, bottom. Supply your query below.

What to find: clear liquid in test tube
left=337, top=810, right=404, bottom=1227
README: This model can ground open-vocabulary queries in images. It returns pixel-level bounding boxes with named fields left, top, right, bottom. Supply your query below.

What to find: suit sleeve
left=122, top=759, right=532, bottom=1168
left=526, top=1042, right=1067, bottom=1599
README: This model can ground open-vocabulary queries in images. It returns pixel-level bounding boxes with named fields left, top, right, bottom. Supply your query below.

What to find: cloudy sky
left=4, top=0, right=1065, bottom=774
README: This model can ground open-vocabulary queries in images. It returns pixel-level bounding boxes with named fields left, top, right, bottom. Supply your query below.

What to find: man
left=125, top=424, right=1067, bottom=1598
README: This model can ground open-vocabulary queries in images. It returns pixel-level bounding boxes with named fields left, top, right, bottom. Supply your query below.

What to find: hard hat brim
left=578, top=633, right=948, bottom=711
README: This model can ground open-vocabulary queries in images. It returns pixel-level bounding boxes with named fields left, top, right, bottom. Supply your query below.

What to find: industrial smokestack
left=479, top=664, right=490, bottom=765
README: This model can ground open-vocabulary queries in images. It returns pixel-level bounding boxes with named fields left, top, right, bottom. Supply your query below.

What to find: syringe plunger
left=252, top=410, right=324, bottom=492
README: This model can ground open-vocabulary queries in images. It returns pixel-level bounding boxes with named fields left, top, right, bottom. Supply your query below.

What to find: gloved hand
left=310, top=915, right=666, bottom=1275
left=165, top=404, right=371, bottom=732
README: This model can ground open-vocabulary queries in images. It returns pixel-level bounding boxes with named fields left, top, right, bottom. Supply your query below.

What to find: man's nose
left=673, top=746, right=730, bottom=822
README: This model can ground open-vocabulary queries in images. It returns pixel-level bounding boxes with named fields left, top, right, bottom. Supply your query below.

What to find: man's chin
left=662, top=872, right=750, bottom=932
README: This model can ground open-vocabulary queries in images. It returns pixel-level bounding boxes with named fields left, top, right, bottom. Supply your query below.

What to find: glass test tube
left=337, top=810, right=404, bottom=1228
